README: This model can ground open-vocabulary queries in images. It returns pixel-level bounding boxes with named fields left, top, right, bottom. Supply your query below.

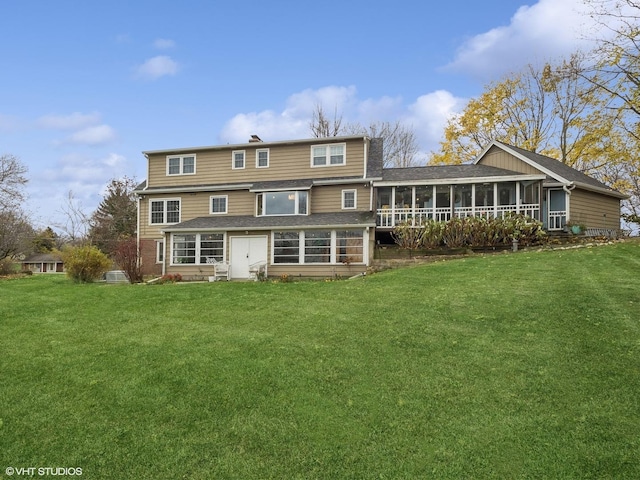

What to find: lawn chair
left=206, top=257, right=230, bottom=281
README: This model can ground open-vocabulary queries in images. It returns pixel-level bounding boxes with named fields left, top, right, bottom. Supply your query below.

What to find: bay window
left=257, top=191, right=308, bottom=216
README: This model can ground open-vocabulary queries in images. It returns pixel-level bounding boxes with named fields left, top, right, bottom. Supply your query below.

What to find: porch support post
left=516, top=181, right=521, bottom=214
left=471, top=184, right=476, bottom=217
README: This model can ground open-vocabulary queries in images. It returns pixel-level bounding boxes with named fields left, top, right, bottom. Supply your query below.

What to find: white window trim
left=256, top=148, right=270, bottom=168
left=156, top=240, right=165, bottom=264
left=271, top=229, right=367, bottom=265
left=310, top=143, right=346, bottom=167
left=210, top=195, right=228, bottom=215
left=257, top=191, right=309, bottom=216
left=170, top=232, right=226, bottom=266
left=342, top=189, right=357, bottom=209
left=149, top=198, right=181, bottom=225
left=166, top=154, right=196, bottom=176
left=232, top=150, right=246, bottom=170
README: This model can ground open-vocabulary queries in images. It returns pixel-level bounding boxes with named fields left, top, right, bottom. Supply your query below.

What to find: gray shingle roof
left=165, top=211, right=377, bottom=231
left=494, top=141, right=619, bottom=192
left=22, top=253, right=63, bottom=263
left=381, top=164, right=528, bottom=182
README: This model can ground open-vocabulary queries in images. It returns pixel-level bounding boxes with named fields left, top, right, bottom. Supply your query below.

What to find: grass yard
left=1, top=241, right=639, bottom=479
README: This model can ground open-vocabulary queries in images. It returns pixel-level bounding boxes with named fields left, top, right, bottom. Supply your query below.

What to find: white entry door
left=230, top=236, right=268, bottom=280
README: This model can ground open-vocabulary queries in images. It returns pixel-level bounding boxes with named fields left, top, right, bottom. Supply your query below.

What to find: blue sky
left=1, top=0, right=602, bottom=230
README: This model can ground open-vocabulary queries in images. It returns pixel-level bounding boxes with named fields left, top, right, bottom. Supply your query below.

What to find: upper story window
left=167, top=155, right=195, bottom=175
left=150, top=199, right=180, bottom=224
left=311, top=143, right=345, bottom=167
left=342, top=189, right=357, bottom=209
left=210, top=195, right=228, bottom=214
left=232, top=150, right=245, bottom=169
left=257, top=191, right=308, bottom=216
left=256, top=149, right=269, bottom=168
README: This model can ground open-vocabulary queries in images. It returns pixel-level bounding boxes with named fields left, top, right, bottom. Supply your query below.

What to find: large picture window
left=258, top=191, right=308, bottom=216
left=272, top=229, right=365, bottom=264
left=273, top=231, right=300, bottom=264
left=336, top=230, right=364, bottom=263
left=304, top=230, right=331, bottom=263
left=171, top=233, right=224, bottom=265
left=150, top=199, right=180, bottom=224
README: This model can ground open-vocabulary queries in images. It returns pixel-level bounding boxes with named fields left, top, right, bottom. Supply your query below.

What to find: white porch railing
left=548, top=210, right=567, bottom=230
left=377, top=204, right=541, bottom=228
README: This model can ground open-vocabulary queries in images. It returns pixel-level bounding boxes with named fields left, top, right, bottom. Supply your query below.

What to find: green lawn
left=1, top=242, right=639, bottom=479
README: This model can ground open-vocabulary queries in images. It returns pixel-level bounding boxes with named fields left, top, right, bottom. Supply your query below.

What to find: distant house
left=134, top=136, right=625, bottom=280
left=21, top=253, right=64, bottom=273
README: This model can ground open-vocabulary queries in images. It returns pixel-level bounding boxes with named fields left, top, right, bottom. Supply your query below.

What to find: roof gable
left=475, top=140, right=626, bottom=198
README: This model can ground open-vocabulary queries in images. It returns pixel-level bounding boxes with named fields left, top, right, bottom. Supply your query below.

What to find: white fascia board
left=374, top=174, right=545, bottom=187
left=249, top=185, right=312, bottom=192
left=164, top=222, right=376, bottom=233
left=312, top=178, right=367, bottom=186
left=137, top=184, right=253, bottom=195
left=142, top=135, right=369, bottom=156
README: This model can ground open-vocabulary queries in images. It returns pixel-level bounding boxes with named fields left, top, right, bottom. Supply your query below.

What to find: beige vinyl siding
left=146, top=139, right=367, bottom=188
left=311, top=184, right=370, bottom=213
left=569, top=188, right=621, bottom=230
left=138, top=190, right=257, bottom=240
left=479, top=146, right=541, bottom=174
left=138, top=196, right=180, bottom=238
left=267, top=264, right=366, bottom=279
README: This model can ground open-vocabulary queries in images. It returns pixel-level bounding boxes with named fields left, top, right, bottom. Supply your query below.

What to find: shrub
left=421, top=219, right=445, bottom=249
left=0, top=258, right=17, bottom=275
left=392, top=214, right=547, bottom=252
left=62, top=245, right=112, bottom=283
left=391, top=221, right=424, bottom=257
left=112, top=237, right=143, bottom=283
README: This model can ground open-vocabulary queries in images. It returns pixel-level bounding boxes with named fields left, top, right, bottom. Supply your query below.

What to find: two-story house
left=135, top=136, right=625, bottom=280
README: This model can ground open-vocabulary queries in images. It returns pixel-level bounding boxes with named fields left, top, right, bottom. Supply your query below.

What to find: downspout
left=563, top=183, right=576, bottom=222
left=136, top=195, right=141, bottom=273
left=160, top=230, right=167, bottom=276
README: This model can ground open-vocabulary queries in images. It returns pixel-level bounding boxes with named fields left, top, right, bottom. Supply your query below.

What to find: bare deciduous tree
left=55, top=191, right=91, bottom=245
left=0, top=210, right=34, bottom=260
left=309, top=104, right=420, bottom=167
left=309, top=104, right=343, bottom=138
left=0, top=154, right=28, bottom=211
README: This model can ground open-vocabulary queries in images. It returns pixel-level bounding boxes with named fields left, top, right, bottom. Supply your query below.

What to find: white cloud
left=37, top=112, right=101, bottom=130
left=220, top=86, right=466, bottom=161
left=28, top=152, right=130, bottom=228
left=135, top=55, right=179, bottom=80
left=67, top=125, right=116, bottom=145
left=443, top=0, right=597, bottom=80
left=404, top=90, right=468, bottom=158
left=154, top=38, right=175, bottom=49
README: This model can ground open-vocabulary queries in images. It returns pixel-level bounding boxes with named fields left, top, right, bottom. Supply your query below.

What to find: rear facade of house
left=136, top=136, right=625, bottom=280
left=136, top=136, right=381, bottom=280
